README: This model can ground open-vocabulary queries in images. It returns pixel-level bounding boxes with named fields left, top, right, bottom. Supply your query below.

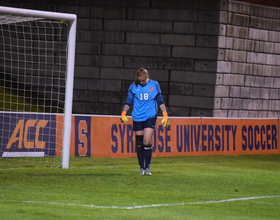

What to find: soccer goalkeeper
left=120, top=67, right=169, bottom=176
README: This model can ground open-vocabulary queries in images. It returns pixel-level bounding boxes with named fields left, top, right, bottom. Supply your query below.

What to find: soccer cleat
left=139, top=168, right=145, bottom=175
left=145, top=168, right=152, bottom=176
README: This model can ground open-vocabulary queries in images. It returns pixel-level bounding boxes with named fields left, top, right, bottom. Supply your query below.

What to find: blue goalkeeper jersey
left=125, top=79, right=164, bottom=122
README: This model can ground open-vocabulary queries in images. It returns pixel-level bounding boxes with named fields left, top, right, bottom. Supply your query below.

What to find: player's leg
left=135, top=133, right=145, bottom=175
left=143, top=127, right=154, bottom=175
left=142, top=117, right=157, bottom=175
left=134, top=120, right=145, bottom=174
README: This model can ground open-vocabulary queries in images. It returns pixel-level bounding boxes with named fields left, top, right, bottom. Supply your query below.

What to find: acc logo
left=6, top=119, right=49, bottom=149
left=150, top=87, right=153, bottom=92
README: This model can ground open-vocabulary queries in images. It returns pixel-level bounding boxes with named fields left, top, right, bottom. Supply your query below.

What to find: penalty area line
left=2, top=195, right=280, bottom=210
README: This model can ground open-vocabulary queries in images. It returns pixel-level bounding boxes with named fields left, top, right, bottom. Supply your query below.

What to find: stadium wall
left=216, top=1, right=280, bottom=118
left=2, top=0, right=280, bottom=118
left=1, top=112, right=279, bottom=158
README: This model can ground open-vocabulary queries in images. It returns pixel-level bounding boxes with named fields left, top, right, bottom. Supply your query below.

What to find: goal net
left=0, top=6, right=76, bottom=168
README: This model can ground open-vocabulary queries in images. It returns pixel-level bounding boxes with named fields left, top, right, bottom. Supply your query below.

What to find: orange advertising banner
left=156, top=117, right=201, bottom=157
left=66, top=115, right=279, bottom=158
left=2, top=113, right=278, bottom=159
left=241, top=118, right=279, bottom=154
left=200, top=118, right=242, bottom=155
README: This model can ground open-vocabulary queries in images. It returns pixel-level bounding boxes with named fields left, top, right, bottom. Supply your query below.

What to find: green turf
left=0, top=155, right=279, bottom=219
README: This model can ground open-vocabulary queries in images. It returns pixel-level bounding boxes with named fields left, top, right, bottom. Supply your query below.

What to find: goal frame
left=0, top=6, right=77, bottom=169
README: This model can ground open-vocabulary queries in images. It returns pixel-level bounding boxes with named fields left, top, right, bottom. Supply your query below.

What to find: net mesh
left=0, top=13, right=69, bottom=167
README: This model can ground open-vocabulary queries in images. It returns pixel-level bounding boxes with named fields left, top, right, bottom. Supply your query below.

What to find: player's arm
left=159, top=103, right=166, bottom=113
left=122, top=104, right=130, bottom=113
left=156, top=93, right=169, bottom=128
left=121, top=86, right=134, bottom=123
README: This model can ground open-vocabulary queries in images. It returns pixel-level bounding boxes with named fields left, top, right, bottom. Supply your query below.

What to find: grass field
left=0, top=154, right=279, bottom=220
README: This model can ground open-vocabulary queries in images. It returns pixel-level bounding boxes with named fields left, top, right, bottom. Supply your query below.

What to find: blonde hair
left=134, top=67, right=149, bottom=85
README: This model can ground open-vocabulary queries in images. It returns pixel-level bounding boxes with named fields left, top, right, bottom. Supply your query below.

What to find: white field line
left=72, top=163, right=218, bottom=169
left=1, top=161, right=278, bottom=171
left=0, top=163, right=217, bottom=171
left=2, top=195, right=280, bottom=210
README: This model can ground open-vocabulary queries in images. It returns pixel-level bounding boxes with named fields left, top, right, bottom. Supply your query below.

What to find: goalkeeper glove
left=120, top=111, right=128, bottom=123
left=161, top=111, right=169, bottom=128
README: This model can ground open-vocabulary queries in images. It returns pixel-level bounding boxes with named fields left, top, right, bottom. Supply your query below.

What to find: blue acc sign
left=0, top=113, right=57, bottom=157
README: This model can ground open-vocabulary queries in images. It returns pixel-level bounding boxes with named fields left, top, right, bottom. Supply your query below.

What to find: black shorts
left=133, top=116, right=157, bottom=131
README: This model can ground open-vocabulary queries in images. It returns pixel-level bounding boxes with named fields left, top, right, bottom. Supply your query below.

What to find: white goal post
left=0, top=6, right=77, bottom=168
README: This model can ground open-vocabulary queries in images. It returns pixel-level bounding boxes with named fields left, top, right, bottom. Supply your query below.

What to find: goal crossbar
left=0, top=6, right=77, bottom=169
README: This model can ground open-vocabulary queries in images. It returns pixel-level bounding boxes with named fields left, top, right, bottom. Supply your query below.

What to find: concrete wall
left=70, top=0, right=222, bottom=117
left=2, top=0, right=223, bottom=117
left=1, top=0, right=280, bottom=118
left=216, top=0, right=280, bottom=118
